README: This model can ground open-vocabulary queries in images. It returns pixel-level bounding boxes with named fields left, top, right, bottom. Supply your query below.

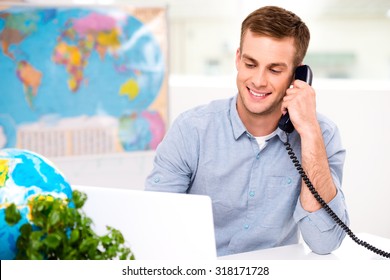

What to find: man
left=145, top=6, right=349, bottom=257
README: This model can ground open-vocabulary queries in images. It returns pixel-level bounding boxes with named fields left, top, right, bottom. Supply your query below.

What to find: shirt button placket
left=245, top=135, right=260, bottom=231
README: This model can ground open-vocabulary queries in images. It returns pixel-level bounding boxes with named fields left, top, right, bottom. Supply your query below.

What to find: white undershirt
left=254, top=130, right=277, bottom=150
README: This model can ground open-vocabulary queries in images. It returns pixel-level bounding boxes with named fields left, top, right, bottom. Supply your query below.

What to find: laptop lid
left=74, top=185, right=217, bottom=260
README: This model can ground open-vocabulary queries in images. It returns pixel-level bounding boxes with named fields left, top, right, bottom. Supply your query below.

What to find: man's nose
left=252, top=69, right=267, bottom=88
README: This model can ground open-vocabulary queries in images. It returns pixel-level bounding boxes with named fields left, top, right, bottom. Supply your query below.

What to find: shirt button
left=153, top=177, right=160, bottom=183
left=287, top=177, right=292, bottom=184
left=256, top=153, right=260, bottom=159
left=249, top=191, right=255, bottom=197
left=244, top=224, right=249, bottom=229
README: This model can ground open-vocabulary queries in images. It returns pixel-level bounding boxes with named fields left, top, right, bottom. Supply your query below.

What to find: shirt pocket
left=260, top=175, right=300, bottom=228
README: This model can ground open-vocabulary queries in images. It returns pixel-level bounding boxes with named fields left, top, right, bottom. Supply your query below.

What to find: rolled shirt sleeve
left=293, top=118, right=349, bottom=255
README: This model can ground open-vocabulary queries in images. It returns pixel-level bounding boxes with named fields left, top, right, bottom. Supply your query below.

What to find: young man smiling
left=145, top=6, right=349, bottom=257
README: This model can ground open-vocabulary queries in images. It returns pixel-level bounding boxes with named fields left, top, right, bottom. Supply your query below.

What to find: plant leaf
left=5, top=203, right=21, bottom=225
left=48, top=208, right=61, bottom=227
left=44, top=232, right=62, bottom=249
left=69, top=229, right=80, bottom=244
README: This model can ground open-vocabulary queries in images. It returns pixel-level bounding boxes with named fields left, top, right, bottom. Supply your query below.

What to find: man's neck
left=239, top=111, right=280, bottom=137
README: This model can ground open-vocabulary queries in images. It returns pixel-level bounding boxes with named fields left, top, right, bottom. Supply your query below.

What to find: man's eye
left=270, top=69, right=282, bottom=74
left=245, top=63, right=255, bottom=68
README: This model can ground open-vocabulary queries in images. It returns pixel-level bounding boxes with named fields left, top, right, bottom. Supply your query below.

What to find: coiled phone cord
left=283, top=135, right=390, bottom=259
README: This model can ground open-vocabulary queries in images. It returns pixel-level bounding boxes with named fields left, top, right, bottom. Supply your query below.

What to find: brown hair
left=240, top=6, right=310, bottom=66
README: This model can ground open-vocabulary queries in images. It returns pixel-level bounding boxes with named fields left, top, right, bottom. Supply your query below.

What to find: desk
left=219, top=233, right=390, bottom=260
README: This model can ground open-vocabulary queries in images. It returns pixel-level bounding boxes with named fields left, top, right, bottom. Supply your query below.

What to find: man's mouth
left=249, top=88, right=270, bottom=98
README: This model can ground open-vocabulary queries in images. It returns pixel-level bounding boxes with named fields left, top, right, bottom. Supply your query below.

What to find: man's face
left=236, top=31, right=296, bottom=121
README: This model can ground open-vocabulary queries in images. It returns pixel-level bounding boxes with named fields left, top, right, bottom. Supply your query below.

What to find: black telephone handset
left=279, top=65, right=389, bottom=258
left=278, top=65, right=313, bottom=133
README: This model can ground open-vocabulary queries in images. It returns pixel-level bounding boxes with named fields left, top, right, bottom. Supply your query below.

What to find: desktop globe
left=0, top=148, right=72, bottom=260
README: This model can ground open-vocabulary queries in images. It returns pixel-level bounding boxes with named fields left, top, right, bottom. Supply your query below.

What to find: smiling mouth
left=249, top=88, right=270, bottom=98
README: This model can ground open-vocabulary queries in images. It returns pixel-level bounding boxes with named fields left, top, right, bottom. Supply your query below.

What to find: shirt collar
left=229, top=94, right=291, bottom=143
left=230, top=95, right=247, bottom=140
left=276, top=128, right=289, bottom=143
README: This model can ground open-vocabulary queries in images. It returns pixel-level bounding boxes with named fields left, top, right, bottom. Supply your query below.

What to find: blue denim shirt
left=145, top=95, right=349, bottom=257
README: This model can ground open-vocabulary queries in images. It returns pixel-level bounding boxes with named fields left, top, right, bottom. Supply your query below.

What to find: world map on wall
left=0, top=6, right=167, bottom=154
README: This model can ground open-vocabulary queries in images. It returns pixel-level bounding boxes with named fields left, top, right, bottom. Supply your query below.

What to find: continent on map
left=52, top=41, right=85, bottom=92
left=119, top=78, right=139, bottom=100
left=0, top=12, right=40, bottom=59
left=0, top=159, right=9, bottom=187
left=16, top=61, right=42, bottom=108
left=52, top=12, right=122, bottom=92
left=118, top=110, right=165, bottom=150
left=0, top=27, right=25, bottom=60
left=72, top=12, right=121, bottom=58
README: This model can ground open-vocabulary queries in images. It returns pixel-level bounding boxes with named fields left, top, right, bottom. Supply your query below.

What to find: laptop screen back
left=74, top=185, right=217, bottom=260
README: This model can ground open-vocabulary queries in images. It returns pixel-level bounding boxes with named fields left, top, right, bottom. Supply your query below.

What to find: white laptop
left=73, top=185, right=217, bottom=260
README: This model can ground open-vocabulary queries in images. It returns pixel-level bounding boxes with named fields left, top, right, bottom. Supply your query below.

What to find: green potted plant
left=5, top=190, right=135, bottom=260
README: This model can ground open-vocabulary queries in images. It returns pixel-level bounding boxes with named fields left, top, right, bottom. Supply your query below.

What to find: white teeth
left=250, top=89, right=267, bottom=97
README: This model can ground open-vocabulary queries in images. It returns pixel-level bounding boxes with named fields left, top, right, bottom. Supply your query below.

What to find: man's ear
left=235, top=48, right=241, bottom=70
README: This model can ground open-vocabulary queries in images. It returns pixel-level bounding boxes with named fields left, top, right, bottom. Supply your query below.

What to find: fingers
left=286, top=80, right=309, bottom=95
left=281, top=80, right=315, bottom=114
left=285, top=80, right=314, bottom=99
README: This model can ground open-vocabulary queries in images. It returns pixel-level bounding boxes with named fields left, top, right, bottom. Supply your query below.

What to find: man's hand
left=281, top=79, right=317, bottom=136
